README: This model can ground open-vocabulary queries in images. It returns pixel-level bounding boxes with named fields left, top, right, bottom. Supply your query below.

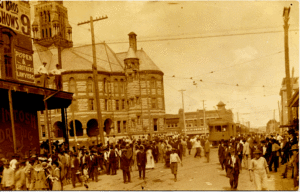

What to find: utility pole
left=283, top=7, right=293, bottom=125
left=203, top=100, right=206, bottom=137
left=278, top=101, right=281, bottom=134
left=78, top=16, right=108, bottom=144
left=179, top=90, right=186, bottom=137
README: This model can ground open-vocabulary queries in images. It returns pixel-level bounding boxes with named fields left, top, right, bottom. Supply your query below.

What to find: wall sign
left=0, top=1, right=31, bottom=37
left=15, top=49, right=34, bottom=83
left=0, top=107, right=39, bottom=159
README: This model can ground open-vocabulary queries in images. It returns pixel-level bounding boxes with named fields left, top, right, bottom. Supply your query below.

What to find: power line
left=99, top=29, right=299, bottom=45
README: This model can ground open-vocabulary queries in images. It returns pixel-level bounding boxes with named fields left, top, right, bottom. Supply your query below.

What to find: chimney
left=128, top=32, right=137, bottom=52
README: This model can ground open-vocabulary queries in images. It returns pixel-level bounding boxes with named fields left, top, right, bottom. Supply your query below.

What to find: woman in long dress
left=51, top=161, right=62, bottom=191
left=145, top=146, right=155, bottom=169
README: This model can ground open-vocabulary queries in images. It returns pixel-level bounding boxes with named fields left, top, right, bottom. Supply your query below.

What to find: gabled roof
left=116, top=49, right=162, bottom=72
left=33, top=42, right=124, bottom=74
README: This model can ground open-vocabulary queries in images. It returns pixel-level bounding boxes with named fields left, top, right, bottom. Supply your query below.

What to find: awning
left=279, top=124, right=296, bottom=128
left=0, top=79, right=73, bottom=110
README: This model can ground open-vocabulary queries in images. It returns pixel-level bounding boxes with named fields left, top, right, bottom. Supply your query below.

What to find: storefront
left=0, top=1, right=73, bottom=159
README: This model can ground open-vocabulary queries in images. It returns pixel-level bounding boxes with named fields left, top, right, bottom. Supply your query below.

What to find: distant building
left=165, top=101, right=234, bottom=136
left=266, top=119, right=280, bottom=134
left=32, top=1, right=166, bottom=143
left=279, top=77, right=299, bottom=128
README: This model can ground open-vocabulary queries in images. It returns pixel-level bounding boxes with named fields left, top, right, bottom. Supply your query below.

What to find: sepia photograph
left=0, top=0, right=298, bottom=191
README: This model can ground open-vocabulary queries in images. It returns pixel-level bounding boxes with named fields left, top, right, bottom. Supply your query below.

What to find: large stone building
left=32, top=1, right=166, bottom=142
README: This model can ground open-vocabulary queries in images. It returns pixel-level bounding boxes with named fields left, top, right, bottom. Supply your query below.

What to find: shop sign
left=0, top=1, right=31, bottom=37
left=15, top=49, right=34, bottom=83
left=0, top=107, right=39, bottom=158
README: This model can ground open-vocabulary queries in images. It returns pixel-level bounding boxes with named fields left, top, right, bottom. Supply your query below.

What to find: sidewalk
left=267, top=163, right=296, bottom=191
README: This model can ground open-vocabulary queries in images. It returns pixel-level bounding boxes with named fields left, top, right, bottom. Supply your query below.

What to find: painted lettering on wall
left=0, top=1, right=31, bottom=36
left=15, top=49, right=34, bottom=83
left=0, top=107, right=39, bottom=159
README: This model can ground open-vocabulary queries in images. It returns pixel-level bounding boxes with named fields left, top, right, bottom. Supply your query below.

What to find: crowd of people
left=0, top=130, right=298, bottom=191
left=217, top=129, right=299, bottom=190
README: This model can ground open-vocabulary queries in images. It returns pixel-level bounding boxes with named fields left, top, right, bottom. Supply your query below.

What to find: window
left=42, top=29, right=44, bottom=38
left=136, top=97, right=140, bottom=105
left=122, top=100, right=125, bottom=110
left=46, top=28, right=48, bottom=37
left=41, top=125, right=45, bottom=137
left=215, top=126, right=221, bottom=132
left=69, top=78, right=76, bottom=94
left=151, top=98, right=156, bottom=109
left=105, top=99, right=108, bottom=111
left=49, top=28, right=52, bottom=37
left=103, top=78, right=107, bottom=93
left=150, top=77, right=156, bottom=88
left=114, top=79, right=118, bottom=94
left=194, top=120, right=197, bottom=127
left=222, top=125, right=227, bottom=132
left=137, top=116, right=141, bottom=124
left=48, top=11, right=51, bottom=22
left=153, top=118, right=158, bottom=131
left=120, top=79, right=124, bottom=94
left=116, top=100, right=119, bottom=111
left=123, top=121, right=127, bottom=132
left=3, top=33, right=12, bottom=78
left=200, top=119, right=204, bottom=126
left=88, top=99, right=94, bottom=111
left=117, top=121, right=121, bottom=133
left=131, top=98, right=134, bottom=106
left=87, top=77, right=93, bottom=93
left=131, top=119, right=135, bottom=129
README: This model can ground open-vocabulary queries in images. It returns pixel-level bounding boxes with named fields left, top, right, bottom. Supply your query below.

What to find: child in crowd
left=170, top=148, right=182, bottom=182
left=82, top=164, right=89, bottom=183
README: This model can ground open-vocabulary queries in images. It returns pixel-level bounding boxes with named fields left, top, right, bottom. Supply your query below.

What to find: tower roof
left=217, top=101, right=225, bottom=106
left=125, top=46, right=138, bottom=59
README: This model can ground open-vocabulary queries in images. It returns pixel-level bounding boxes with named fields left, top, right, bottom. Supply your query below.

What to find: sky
left=30, top=0, right=299, bottom=128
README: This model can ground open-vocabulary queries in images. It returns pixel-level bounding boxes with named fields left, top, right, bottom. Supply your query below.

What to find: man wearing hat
left=249, top=149, right=270, bottom=190
left=227, top=148, right=241, bottom=190
left=51, top=64, right=62, bottom=90
left=281, top=144, right=299, bottom=190
left=120, top=148, right=131, bottom=183
left=137, top=145, right=147, bottom=180
left=38, top=62, right=49, bottom=88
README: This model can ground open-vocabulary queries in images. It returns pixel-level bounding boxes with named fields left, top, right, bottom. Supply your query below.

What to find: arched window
left=114, top=79, right=118, bottom=94
left=87, top=77, right=93, bottom=93
left=150, top=77, right=156, bottom=89
left=69, top=77, right=76, bottom=94
left=3, top=33, right=12, bottom=78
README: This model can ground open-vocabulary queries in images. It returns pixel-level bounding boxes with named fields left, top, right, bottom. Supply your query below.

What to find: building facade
left=0, top=1, right=72, bottom=159
left=32, top=2, right=166, bottom=142
left=165, top=101, right=234, bottom=136
left=279, top=77, right=299, bottom=128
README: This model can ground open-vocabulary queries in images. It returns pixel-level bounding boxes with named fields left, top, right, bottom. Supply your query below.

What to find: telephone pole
left=283, top=7, right=293, bottom=125
left=179, top=90, right=186, bottom=137
left=78, top=16, right=108, bottom=144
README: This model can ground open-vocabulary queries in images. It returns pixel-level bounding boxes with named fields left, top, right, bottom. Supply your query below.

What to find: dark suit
left=228, top=155, right=241, bottom=189
left=120, top=151, right=131, bottom=183
left=71, top=157, right=82, bottom=188
left=236, top=143, right=243, bottom=169
left=137, top=151, right=147, bottom=179
left=218, top=144, right=226, bottom=170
